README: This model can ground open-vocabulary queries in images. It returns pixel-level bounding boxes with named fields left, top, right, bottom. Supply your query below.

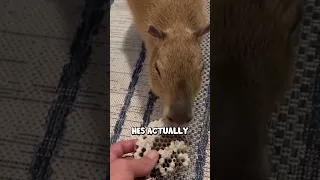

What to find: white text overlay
left=131, top=127, right=189, bottom=135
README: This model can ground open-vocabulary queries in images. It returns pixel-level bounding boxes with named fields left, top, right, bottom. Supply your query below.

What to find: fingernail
left=147, top=150, right=159, bottom=159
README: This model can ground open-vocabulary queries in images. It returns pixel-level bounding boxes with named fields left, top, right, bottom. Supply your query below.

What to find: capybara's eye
left=155, top=63, right=161, bottom=77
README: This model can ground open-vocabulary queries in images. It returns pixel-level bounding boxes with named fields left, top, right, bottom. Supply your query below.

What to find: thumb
left=129, top=150, right=159, bottom=178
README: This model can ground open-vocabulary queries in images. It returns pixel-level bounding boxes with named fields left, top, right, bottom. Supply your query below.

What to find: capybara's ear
left=195, top=24, right=210, bottom=38
left=148, top=25, right=166, bottom=39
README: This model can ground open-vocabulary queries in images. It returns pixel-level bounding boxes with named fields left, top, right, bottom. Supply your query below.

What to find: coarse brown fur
left=210, top=0, right=302, bottom=180
left=127, top=0, right=210, bottom=125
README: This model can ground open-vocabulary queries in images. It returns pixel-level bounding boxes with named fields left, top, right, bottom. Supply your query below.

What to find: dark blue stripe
left=195, top=87, right=211, bottom=180
left=141, top=90, right=158, bottom=127
left=30, top=1, right=107, bottom=179
left=110, top=44, right=146, bottom=144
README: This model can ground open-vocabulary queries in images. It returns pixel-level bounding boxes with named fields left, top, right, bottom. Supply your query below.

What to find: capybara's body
left=127, top=0, right=210, bottom=125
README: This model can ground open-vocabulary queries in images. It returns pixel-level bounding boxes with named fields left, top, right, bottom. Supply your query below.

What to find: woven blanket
left=265, top=0, right=320, bottom=179
left=0, top=0, right=319, bottom=180
left=0, top=0, right=109, bottom=179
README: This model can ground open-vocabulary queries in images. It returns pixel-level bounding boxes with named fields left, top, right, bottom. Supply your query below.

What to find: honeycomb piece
left=133, top=118, right=190, bottom=177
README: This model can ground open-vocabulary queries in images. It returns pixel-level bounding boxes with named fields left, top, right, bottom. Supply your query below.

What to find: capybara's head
left=147, top=24, right=210, bottom=125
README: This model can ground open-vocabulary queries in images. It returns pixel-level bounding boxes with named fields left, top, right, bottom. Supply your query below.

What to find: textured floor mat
left=0, top=0, right=109, bottom=179
left=266, top=0, right=320, bottom=179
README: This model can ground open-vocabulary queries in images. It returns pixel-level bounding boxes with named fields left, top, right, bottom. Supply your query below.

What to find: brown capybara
left=127, top=0, right=210, bottom=125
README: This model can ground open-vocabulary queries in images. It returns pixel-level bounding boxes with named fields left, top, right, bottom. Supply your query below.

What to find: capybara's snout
left=165, top=101, right=193, bottom=125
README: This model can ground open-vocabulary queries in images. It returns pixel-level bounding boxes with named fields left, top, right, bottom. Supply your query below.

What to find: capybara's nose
left=166, top=112, right=192, bottom=125
left=166, top=116, right=173, bottom=122
left=186, top=115, right=192, bottom=123
left=167, top=99, right=193, bottom=124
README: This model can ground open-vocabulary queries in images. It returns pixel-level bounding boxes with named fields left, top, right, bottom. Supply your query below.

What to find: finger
left=135, top=177, right=145, bottom=180
left=123, top=156, right=134, bottom=160
left=127, top=150, right=159, bottom=178
left=110, top=139, right=137, bottom=161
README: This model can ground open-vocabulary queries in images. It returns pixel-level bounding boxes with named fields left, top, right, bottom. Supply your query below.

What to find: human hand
left=110, top=139, right=159, bottom=180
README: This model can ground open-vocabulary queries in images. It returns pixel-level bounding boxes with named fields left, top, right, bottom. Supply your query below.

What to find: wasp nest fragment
left=133, top=118, right=190, bottom=177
